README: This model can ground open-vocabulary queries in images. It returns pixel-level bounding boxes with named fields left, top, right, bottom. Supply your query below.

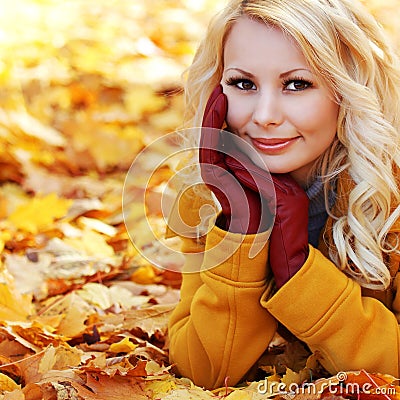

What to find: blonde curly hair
left=181, top=0, right=400, bottom=290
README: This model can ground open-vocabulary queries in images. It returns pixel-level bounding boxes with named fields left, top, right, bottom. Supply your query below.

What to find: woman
left=167, top=0, right=400, bottom=390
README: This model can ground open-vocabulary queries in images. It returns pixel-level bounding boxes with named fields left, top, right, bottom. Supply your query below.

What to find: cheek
left=296, top=98, right=339, bottom=137
left=223, top=91, right=253, bottom=130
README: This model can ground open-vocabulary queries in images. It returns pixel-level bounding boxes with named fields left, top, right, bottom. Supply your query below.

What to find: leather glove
left=225, top=152, right=309, bottom=288
left=268, top=174, right=309, bottom=288
left=199, top=85, right=273, bottom=234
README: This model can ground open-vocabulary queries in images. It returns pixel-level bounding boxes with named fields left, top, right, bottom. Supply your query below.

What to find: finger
left=202, top=90, right=227, bottom=129
left=224, top=152, right=274, bottom=193
left=202, top=85, right=223, bottom=124
left=199, top=127, right=224, bottom=165
left=271, top=174, right=306, bottom=196
left=225, top=148, right=302, bottom=196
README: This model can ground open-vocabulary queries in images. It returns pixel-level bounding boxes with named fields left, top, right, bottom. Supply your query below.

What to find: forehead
left=223, top=16, right=308, bottom=71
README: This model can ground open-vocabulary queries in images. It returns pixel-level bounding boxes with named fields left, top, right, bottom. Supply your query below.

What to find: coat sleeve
left=262, top=245, right=400, bottom=378
left=168, top=224, right=278, bottom=389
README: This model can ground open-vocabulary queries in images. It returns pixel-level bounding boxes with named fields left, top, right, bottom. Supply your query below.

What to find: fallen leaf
left=0, top=269, right=33, bottom=322
left=0, top=372, right=20, bottom=392
left=109, top=337, right=138, bottom=354
left=8, top=193, right=72, bottom=234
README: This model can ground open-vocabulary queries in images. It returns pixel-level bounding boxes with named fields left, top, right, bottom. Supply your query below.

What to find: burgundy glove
left=268, top=174, right=309, bottom=288
left=225, top=154, right=309, bottom=288
left=199, top=85, right=273, bottom=234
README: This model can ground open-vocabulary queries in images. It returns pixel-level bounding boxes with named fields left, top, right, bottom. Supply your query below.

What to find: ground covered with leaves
left=0, top=0, right=400, bottom=399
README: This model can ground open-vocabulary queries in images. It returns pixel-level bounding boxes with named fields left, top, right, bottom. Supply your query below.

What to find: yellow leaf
left=130, top=265, right=160, bottom=285
left=70, top=121, right=144, bottom=171
left=146, top=378, right=177, bottom=395
left=109, top=337, right=138, bottom=353
left=8, top=193, right=72, bottom=234
left=0, top=269, right=33, bottom=321
left=32, top=314, right=64, bottom=333
left=86, top=353, right=107, bottom=369
left=0, top=372, right=20, bottom=392
left=281, top=367, right=302, bottom=386
left=64, top=229, right=114, bottom=258
left=225, top=391, right=253, bottom=400
left=38, top=344, right=82, bottom=374
left=8, top=110, right=66, bottom=146
left=124, top=86, right=167, bottom=121
left=39, top=293, right=92, bottom=338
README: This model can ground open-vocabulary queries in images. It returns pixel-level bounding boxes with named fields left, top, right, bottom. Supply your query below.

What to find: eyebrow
left=224, top=67, right=312, bottom=78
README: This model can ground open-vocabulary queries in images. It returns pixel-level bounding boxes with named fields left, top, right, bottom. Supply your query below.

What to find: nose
left=252, top=90, right=283, bottom=127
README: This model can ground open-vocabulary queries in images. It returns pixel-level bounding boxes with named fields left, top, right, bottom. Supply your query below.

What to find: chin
left=249, top=155, right=292, bottom=175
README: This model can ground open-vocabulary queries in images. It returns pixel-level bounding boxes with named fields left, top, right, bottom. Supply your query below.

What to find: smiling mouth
left=249, top=136, right=300, bottom=153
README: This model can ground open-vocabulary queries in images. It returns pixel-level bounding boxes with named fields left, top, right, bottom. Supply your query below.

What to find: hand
left=224, top=154, right=309, bottom=287
left=199, top=85, right=273, bottom=233
left=268, top=174, right=309, bottom=288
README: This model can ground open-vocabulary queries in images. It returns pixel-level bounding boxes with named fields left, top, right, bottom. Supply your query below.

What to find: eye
left=225, top=77, right=256, bottom=91
left=283, top=79, right=312, bottom=91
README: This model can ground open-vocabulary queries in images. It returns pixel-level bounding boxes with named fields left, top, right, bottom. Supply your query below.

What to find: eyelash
left=283, top=76, right=313, bottom=91
left=225, top=77, right=255, bottom=91
left=224, top=76, right=313, bottom=92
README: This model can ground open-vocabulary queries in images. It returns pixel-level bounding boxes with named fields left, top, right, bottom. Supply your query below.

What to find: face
left=221, top=16, right=339, bottom=187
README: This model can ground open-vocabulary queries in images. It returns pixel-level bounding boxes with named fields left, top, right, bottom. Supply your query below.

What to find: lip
left=249, top=136, right=300, bottom=154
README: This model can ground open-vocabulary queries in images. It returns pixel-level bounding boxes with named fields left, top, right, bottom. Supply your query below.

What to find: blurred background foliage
left=0, top=0, right=225, bottom=184
left=0, top=0, right=399, bottom=262
left=0, top=0, right=398, bottom=186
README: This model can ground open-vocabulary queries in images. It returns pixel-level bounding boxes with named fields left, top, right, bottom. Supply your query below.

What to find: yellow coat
left=167, top=173, right=400, bottom=390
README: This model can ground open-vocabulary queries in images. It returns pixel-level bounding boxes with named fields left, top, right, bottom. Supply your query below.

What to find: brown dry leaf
left=37, top=293, right=93, bottom=338
left=5, top=351, right=45, bottom=386
left=10, top=345, right=79, bottom=385
left=79, top=374, right=150, bottom=400
left=81, top=354, right=148, bottom=380
left=38, top=345, right=82, bottom=375
left=0, top=338, right=32, bottom=364
left=122, top=304, right=175, bottom=336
